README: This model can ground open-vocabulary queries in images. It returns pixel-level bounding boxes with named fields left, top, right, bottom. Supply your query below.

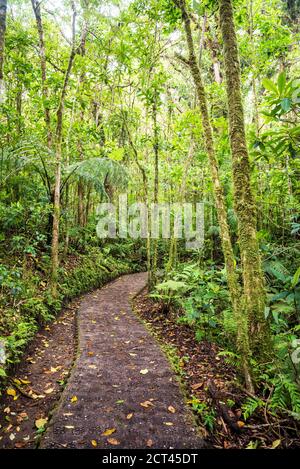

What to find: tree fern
left=65, top=157, right=128, bottom=197
left=263, top=259, right=290, bottom=283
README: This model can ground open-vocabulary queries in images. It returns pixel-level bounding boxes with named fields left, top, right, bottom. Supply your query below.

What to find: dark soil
left=0, top=299, right=79, bottom=448
left=133, top=293, right=300, bottom=449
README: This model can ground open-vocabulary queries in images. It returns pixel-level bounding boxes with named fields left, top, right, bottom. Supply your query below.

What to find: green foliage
left=153, top=262, right=232, bottom=343
left=188, top=396, right=216, bottom=432
left=0, top=243, right=139, bottom=382
left=262, top=73, right=300, bottom=119
left=242, top=397, right=265, bottom=421
left=66, top=157, right=128, bottom=199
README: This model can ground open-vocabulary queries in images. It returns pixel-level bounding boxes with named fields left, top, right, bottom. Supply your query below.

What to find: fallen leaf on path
left=70, top=396, right=78, bottom=403
left=140, top=400, right=154, bottom=408
left=107, top=438, right=120, bottom=445
left=164, top=422, right=174, bottom=426
left=272, top=439, right=281, bottom=449
left=191, top=382, right=203, bottom=390
left=146, top=439, right=153, bottom=447
left=9, top=433, right=15, bottom=441
left=168, top=406, right=176, bottom=414
left=15, top=442, right=26, bottom=448
left=237, top=421, right=245, bottom=428
left=45, top=387, right=54, bottom=394
left=19, top=379, right=31, bottom=385
left=102, top=428, right=116, bottom=436
left=45, top=366, right=61, bottom=374
left=91, top=440, right=97, bottom=447
left=35, top=418, right=48, bottom=429
left=140, top=369, right=149, bottom=375
left=6, top=388, right=16, bottom=397
left=126, top=413, right=133, bottom=420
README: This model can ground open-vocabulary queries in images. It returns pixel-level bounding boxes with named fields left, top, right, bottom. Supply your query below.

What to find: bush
left=0, top=244, right=140, bottom=382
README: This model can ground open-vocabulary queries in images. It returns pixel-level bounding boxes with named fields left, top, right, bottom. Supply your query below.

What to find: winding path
left=41, top=272, right=204, bottom=449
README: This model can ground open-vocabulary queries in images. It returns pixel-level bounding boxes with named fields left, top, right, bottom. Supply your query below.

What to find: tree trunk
left=51, top=3, right=78, bottom=296
left=0, top=0, right=7, bottom=102
left=173, top=0, right=254, bottom=392
left=0, top=0, right=7, bottom=81
left=31, top=0, right=52, bottom=148
left=219, top=0, right=271, bottom=359
left=151, top=91, right=159, bottom=287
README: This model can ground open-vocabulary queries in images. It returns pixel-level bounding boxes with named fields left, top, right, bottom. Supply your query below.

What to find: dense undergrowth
left=150, top=241, right=300, bottom=429
left=0, top=239, right=146, bottom=381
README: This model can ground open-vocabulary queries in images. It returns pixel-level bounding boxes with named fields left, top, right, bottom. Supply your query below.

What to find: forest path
left=41, top=272, right=203, bottom=449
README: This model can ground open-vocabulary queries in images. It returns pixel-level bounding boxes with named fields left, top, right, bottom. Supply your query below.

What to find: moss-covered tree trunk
left=151, top=91, right=159, bottom=287
left=219, top=0, right=271, bottom=358
left=0, top=0, right=7, bottom=82
left=173, top=0, right=254, bottom=391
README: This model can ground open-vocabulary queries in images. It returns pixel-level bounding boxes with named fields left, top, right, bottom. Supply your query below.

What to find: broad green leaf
left=262, top=78, right=278, bottom=94
left=277, top=72, right=286, bottom=95
left=280, top=98, right=291, bottom=112
left=291, top=267, right=300, bottom=288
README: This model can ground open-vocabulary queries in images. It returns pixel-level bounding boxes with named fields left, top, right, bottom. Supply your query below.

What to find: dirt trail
left=41, top=272, right=203, bottom=449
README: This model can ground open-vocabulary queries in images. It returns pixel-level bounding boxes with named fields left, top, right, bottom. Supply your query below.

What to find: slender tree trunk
left=219, top=0, right=271, bottom=359
left=51, top=4, right=78, bottom=296
left=0, top=0, right=6, bottom=80
left=122, top=112, right=152, bottom=286
left=64, top=80, right=79, bottom=257
left=77, top=133, right=85, bottom=228
left=151, top=91, right=159, bottom=287
left=206, top=22, right=222, bottom=84
left=76, top=26, right=88, bottom=229
left=0, top=0, right=7, bottom=101
left=173, top=0, right=254, bottom=392
left=31, top=0, right=52, bottom=148
left=167, top=138, right=195, bottom=272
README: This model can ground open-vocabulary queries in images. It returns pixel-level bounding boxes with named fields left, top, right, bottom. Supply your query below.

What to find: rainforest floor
left=1, top=272, right=299, bottom=450
left=0, top=272, right=204, bottom=449
left=0, top=297, right=79, bottom=448
left=133, top=293, right=300, bottom=449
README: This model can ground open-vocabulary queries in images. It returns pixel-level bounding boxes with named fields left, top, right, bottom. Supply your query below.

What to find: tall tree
left=219, top=0, right=272, bottom=358
left=0, top=0, right=7, bottom=88
left=31, top=0, right=52, bottom=148
left=51, top=2, right=80, bottom=295
left=173, top=0, right=254, bottom=391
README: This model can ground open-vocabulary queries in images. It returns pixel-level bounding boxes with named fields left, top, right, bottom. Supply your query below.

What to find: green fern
left=270, top=375, right=300, bottom=413
left=263, top=259, right=289, bottom=283
left=242, top=397, right=264, bottom=420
